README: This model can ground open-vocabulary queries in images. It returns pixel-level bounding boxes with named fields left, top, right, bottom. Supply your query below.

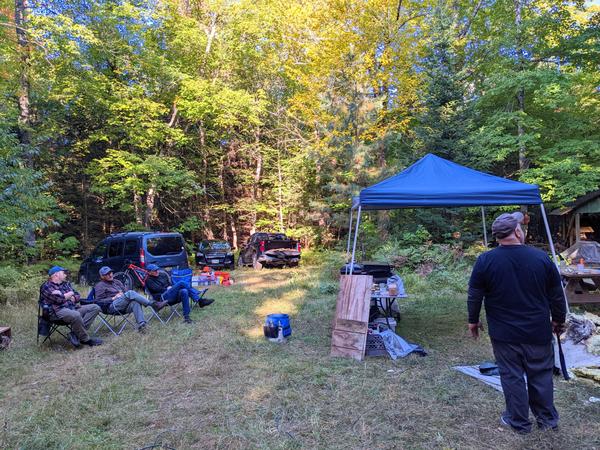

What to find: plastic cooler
left=265, top=314, right=292, bottom=337
left=171, top=268, right=193, bottom=288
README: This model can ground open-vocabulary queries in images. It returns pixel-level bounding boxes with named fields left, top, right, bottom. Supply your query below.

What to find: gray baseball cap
left=491, top=212, right=524, bottom=239
left=99, top=266, right=113, bottom=276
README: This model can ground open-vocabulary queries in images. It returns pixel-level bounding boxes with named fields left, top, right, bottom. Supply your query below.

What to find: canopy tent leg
left=540, top=203, right=570, bottom=314
left=345, top=208, right=354, bottom=275
left=481, top=207, right=488, bottom=247
left=349, top=206, right=362, bottom=274
left=346, top=208, right=354, bottom=256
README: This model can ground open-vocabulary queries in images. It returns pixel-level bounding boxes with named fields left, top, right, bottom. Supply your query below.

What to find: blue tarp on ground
left=358, top=154, right=542, bottom=209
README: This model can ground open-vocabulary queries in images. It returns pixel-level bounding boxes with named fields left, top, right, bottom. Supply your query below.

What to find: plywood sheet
left=330, top=275, right=372, bottom=361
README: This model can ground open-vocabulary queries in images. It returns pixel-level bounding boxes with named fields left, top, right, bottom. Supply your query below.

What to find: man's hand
left=468, top=322, right=484, bottom=339
left=552, top=321, right=566, bottom=335
left=64, top=291, right=74, bottom=300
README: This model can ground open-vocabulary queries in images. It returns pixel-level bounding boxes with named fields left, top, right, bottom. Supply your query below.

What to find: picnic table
left=560, top=267, right=600, bottom=305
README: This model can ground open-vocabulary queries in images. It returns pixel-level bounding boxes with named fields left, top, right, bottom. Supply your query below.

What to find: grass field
left=1, top=256, right=599, bottom=449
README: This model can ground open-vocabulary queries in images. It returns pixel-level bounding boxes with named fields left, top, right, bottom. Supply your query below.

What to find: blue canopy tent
left=346, top=154, right=560, bottom=288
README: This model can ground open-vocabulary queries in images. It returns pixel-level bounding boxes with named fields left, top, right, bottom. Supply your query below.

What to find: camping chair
left=171, top=267, right=214, bottom=310
left=37, top=299, right=75, bottom=347
left=191, top=288, right=213, bottom=310
left=144, top=269, right=194, bottom=323
left=84, top=288, right=138, bottom=337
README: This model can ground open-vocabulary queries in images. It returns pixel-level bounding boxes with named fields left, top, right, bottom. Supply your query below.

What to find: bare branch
left=458, top=0, right=484, bottom=39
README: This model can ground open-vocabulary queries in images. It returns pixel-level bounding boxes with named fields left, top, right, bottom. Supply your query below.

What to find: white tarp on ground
left=454, top=366, right=503, bottom=392
left=554, top=338, right=600, bottom=369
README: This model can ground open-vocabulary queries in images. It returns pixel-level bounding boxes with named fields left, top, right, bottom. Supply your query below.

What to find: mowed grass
left=1, top=260, right=599, bottom=450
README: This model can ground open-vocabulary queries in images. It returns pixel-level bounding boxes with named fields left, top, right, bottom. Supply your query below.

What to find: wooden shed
left=550, top=190, right=600, bottom=247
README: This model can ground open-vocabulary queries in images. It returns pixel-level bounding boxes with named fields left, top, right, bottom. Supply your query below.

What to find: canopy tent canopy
left=356, top=153, right=542, bottom=210
left=345, top=153, right=567, bottom=311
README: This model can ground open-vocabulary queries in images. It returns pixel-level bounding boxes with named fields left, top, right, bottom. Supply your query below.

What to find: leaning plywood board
left=330, top=275, right=372, bottom=361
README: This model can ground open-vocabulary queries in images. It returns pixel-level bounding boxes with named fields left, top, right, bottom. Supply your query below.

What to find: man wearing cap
left=40, top=266, right=103, bottom=347
left=467, top=212, right=566, bottom=434
left=94, top=266, right=167, bottom=333
left=145, top=264, right=213, bottom=324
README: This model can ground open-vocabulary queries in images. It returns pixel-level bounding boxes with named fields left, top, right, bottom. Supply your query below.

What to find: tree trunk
left=205, top=13, right=218, bottom=56
left=144, top=186, right=156, bottom=229
left=199, top=123, right=214, bottom=239
left=251, top=130, right=262, bottom=234
left=230, top=216, right=238, bottom=249
left=219, top=156, right=228, bottom=241
left=134, top=192, right=143, bottom=226
left=15, top=0, right=36, bottom=249
left=277, top=148, right=285, bottom=233
left=14, top=0, right=31, bottom=159
left=82, top=178, right=89, bottom=250
left=514, top=0, right=529, bottom=173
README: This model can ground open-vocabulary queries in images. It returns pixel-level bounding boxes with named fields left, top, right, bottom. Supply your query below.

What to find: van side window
left=92, top=242, right=107, bottom=259
left=146, top=236, right=184, bottom=256
left=124, top=240, right=137, bottom=257
left=108, top=240, right=124, bottom=258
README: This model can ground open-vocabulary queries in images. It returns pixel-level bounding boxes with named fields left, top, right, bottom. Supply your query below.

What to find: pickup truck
left=238, top=232, right=301, bottom=269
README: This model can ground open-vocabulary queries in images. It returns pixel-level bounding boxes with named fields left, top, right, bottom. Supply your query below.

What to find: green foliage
left=38, top=232, right=80, bottom=259
left=0, top=265, right=23, bottom=288
left=0, top=0, right=598, bottom=260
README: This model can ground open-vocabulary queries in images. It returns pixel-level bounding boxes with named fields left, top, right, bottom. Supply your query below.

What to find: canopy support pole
left=540, top=203, right=570, bottom=314
left=346, top=208, right=354, bottom=256
left=481, top=207, right=488, bottom=247
left=349, top=206, right=362, bottom=275
left=345, top=208, right=354, bottom=275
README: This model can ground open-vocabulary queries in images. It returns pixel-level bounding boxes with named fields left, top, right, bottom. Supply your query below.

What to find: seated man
left=145, top=264, right=213, bottom=324
left=40, top=266, right=103, bottom=347
left=94, top=266, right=166, bottom=333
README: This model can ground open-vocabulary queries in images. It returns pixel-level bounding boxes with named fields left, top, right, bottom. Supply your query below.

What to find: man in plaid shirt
left=40, top=266, right=103, bottom=347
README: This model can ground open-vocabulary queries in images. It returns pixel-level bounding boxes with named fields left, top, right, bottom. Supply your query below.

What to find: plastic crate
left=365, top=333, right=388, bottom=357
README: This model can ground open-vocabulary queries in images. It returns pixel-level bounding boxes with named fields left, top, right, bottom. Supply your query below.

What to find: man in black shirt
left=145, top=264, right=213, bottom=324
left=468, top=212, right=566, bottom=434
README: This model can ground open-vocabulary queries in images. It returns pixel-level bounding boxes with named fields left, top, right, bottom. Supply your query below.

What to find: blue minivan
left=78, top=232, right=189, bottom=286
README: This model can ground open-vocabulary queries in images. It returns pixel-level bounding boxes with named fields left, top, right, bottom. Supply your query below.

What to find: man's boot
left=152, top=301, right=168, bottom=312
left=68, top=332, right=81, bottom=348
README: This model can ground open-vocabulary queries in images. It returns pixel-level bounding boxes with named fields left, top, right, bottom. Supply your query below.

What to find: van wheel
left=114, top=271, right=133, bottom=290
left=252, top=254, right=263, bottom=270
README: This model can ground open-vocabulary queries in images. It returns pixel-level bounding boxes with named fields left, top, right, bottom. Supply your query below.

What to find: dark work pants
left=491, top=339, right=559, bottom=433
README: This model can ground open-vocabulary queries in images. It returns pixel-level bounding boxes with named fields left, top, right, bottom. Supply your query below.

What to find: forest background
left=0, top=0, right=599, bottom=262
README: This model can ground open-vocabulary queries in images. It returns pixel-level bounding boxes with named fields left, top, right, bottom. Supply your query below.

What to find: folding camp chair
left=191, top=288, right=213, bottom=310
left=37, top=300, right=75, bottom=347
left=84, top=288, right=138, bottom=337
left=144, top=282, right=182, bottom=324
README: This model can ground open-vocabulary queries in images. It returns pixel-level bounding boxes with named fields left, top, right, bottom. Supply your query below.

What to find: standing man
left=94, top=266, right=166, bottom=333
left=40, top=266, right=103, bottom=347
left=468, top=212, right=566, bottom=434
left=145, top=264, right=213, bottom=324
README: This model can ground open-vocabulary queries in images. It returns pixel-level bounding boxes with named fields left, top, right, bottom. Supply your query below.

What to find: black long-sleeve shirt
left=468, top=244, right=566, bottom=345
left=145, top=272, right=171, bottom=301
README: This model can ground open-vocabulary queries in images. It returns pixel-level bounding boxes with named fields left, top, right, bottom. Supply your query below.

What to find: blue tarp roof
left=358, top=153, right=542, bottom=209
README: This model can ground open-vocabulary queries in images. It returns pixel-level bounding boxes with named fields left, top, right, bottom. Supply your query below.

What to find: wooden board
left=330, top=275, right=372, bottom=361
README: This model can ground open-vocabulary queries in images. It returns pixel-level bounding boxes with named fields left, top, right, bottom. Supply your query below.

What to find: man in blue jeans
left=145, top=264, right=214, bottom=324
left=94, top=266, right=167, bottom=333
